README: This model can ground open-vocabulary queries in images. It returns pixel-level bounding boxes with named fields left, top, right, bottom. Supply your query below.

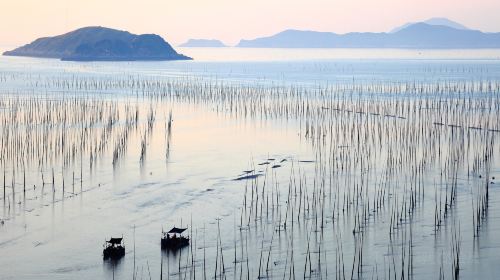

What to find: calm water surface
left=0, top=48, right=500, bottom=279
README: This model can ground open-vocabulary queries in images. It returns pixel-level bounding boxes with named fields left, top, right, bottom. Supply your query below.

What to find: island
left=3, top=26, right=192, bottom=61
left=178, top=39, right=227, bottom=48
left=237, top=19, right=500, bottom=49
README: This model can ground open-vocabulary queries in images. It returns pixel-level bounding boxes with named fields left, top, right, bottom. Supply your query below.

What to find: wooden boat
left=161, top=227, right=189, bottom=250
left=103, top=237, right=125, bottom=260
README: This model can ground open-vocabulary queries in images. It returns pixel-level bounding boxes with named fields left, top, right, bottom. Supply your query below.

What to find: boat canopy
left=107, top=237, right=123, bottom=244
left=168, top=227, right=187, bottom=234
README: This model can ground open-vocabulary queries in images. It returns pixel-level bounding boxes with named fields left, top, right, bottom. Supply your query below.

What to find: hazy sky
left=1, top=0, right=499, bottom=47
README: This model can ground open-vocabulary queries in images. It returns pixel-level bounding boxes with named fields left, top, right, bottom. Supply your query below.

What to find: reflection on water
left=103, top=257, right=124, bottom=279
left=0, top=49, right=500, bottom=279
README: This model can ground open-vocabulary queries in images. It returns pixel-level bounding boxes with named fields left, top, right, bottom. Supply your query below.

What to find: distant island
left=3, top=26, right=192, bottom=61
left=389, top=17, right=470, bottom=33
left=237, top=19, right=500, bottom=49
left=178, top=39, right=227, bottom=48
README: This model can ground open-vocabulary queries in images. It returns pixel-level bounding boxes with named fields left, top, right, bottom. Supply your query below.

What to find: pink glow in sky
left=1, top=0, right=499, bottom=47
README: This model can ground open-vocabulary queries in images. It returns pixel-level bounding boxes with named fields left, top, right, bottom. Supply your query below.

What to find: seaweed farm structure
left=0, top=59, right=500, bottom=279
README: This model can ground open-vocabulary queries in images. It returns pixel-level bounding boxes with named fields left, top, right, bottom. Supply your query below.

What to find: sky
left=0, top=0, right=499, bottom=47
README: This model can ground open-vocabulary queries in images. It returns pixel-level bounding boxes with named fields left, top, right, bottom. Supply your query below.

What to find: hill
left=390, top=18, right=469, bottom=33
left=3, top=26, right=192, bottom=61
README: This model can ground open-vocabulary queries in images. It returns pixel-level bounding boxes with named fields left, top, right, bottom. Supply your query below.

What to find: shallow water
left=0, top=48, right=500, bottom=279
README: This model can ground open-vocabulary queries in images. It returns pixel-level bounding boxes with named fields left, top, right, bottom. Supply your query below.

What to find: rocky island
left=3, top=26, right=192, bottom=61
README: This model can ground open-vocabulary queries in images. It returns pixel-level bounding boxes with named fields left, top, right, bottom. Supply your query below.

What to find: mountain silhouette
left=237, top=22, right=500, bottom=49
left=179, top=39, right=227, bottom=47
left=3, top=26, right=192, bottom=61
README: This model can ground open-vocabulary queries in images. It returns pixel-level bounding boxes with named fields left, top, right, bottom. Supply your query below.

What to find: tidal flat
left=1, top=49, right=500, bottom=279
